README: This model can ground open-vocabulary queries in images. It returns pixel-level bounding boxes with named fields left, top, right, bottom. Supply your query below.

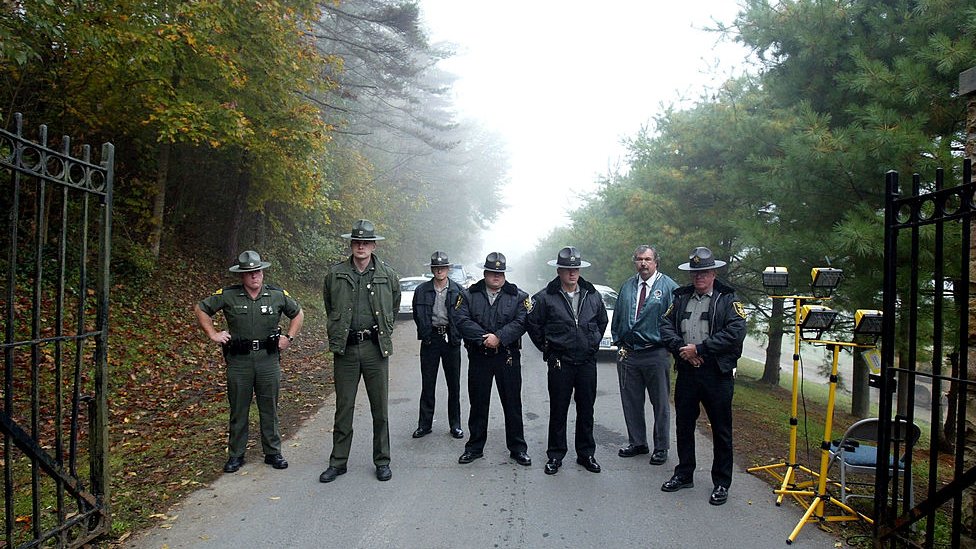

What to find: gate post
left=960, top=64, right=976, bottom=548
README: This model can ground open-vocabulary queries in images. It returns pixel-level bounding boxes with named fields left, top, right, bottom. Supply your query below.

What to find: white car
left=398, top=276, right=429, bottom=317
left=593, top=284, right=618, bottom=352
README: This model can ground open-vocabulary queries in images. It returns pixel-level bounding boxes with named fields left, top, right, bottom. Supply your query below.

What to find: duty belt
left=347, top=327, right=377, bottom=345
left=433, top=325, right=449, bottom=335
left=224, top=338, right=276, bottom=356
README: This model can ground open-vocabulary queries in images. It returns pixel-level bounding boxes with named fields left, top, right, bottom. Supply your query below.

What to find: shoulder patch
left=454, top=295, right=464, bottom=310
left=733, top=301, right=747, bottom=319
left=524, top=297, right=533, bottom=313
left=212, top=288, right=223, bottom=295
left=283, top=289, right=290, bottom=297
left=662, top=302, right=673, bottom=318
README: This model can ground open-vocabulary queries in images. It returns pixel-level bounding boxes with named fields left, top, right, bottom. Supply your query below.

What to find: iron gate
left=0, top=114, right=113, bottom=547
left=877, top=159, right=974, bottom=547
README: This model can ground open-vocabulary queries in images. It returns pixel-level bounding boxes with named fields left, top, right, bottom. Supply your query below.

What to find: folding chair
left=828, top=417, right=921, bottom=506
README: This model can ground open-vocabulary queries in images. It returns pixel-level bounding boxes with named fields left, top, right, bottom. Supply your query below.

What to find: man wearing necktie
left=610, top=245, right=679, bottom=465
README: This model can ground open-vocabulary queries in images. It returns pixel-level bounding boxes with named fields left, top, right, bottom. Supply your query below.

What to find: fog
left=419, top=0, right=751, bottom=273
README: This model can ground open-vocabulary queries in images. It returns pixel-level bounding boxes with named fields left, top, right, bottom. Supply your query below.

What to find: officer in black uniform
left=526, top=246, right=608, bottom=475
left=454, top=252, right=532, bottom=467
left=194, top=250, right=304, bottom=473
left=411, top=251, right=465, bottom=439
left=659, top=246, right=746, bottom=506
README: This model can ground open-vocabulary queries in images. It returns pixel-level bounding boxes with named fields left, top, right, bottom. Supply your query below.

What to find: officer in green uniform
left=319, top=219, right=401, bottom=483
left=194, top=250, right=304, bottom=473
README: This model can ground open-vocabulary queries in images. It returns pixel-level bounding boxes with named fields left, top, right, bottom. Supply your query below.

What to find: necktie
left=636, top=282, right=647, bottom=319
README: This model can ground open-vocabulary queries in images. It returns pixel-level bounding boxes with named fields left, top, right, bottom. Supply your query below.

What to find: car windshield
left=598, top=289, right=617, bottom=310
left=400, top=279, right=425, bottom=291
left=448, top=266, right=466, bottom=284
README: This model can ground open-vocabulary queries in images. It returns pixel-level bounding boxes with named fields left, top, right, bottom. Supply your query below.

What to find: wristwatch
left=286, top=334, right=295, bottom=342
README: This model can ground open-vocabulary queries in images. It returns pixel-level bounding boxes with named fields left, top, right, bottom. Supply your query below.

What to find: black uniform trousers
left=465, top=349, right=527, bottom=455
left=673, top=362, right=735, bottom=489
left=546, top=358, right=597, bottom=460
left=418, top=334, right=462, bottom=431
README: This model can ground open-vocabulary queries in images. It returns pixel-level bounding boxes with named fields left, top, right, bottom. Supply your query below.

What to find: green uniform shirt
left=199, top=284, right=301, bottom=341
left=350, top=261, right=376, bottom=331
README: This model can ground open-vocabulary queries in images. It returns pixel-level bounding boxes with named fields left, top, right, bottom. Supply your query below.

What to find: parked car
left=449, top=264, right=473, bottom=288
left=593, top=284, right=618, bottom=352
left=398, top=276, right=428, bottom=317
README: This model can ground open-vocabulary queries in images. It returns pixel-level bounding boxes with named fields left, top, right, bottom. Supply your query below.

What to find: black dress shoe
left=544, top=458, right=562, bottom=475
left=576, top=455, right=601, bottom=473
left=649, top=449, right=668, bottom=465
left=661, top=475, right=694, bottom=492
left=618, top=444, right=650, bottom=458
left=511, top=451, right=532, bottom=466
left=450, top=427, right=464, bottom=439
left=223, top=456, right=244, bottom=473
left=264, top=454, right=288, bottom=469
left=458, top=451, right=483, bottom=464
left=376, top=464, right=392, bottom=481
left=709, top=485, right=729, bottom=505
left=412, top=427, right=432, bottom=438
left=318, top=466, right=346, bottom=483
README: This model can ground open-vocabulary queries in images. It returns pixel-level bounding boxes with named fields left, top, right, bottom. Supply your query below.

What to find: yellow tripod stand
left=785, top=340, right=872, bottom=545
left=747, top=296, right=822, bottom=506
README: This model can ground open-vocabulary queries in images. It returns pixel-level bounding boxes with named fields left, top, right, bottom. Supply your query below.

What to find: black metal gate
left=877, top=159, right=974, bottom=546
left=0, top=114, right=113, bottom=548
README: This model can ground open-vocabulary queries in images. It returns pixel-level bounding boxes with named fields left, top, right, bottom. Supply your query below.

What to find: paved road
left=127, top=320, right=839, bottom=549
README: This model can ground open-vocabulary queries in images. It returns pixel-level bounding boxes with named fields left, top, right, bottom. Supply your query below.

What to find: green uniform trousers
left=330, top=341, right=390, bottom=468
left=226, top=354, right=281, bottom=457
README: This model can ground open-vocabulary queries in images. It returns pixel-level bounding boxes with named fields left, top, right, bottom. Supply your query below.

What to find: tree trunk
left=761, top=297, right=785, bottom=384
left=148, top=142, right=170, bottom=259
left=850, top=349, right=870, bottom=417
left=225, top=150, right=251, bottom=261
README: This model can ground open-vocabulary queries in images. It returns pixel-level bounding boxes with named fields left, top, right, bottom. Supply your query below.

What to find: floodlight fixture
left=853, top=309, right=883, bottom=337
left=799, top=304, right=838, bottom=332
left=762, top=266, right=790, bottom=295
left=810, top=267, right=843, bottom=297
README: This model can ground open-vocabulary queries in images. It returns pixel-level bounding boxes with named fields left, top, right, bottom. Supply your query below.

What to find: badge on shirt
left=652, top=289, right=663, bottom=299
left=260, top=305, right=273, bottom=314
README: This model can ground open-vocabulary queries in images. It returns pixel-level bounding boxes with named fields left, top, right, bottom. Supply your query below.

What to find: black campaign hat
left=426, top=250, right=453, bottom=268
left=340, top=219, right=385, bottom=241
left=481, top=252, right=508, bottom=273
left=546, top=246, right=591, bottom=268
left=228, top=250, right=271, bottom=273
left=678, top=247, right=727, bottom=271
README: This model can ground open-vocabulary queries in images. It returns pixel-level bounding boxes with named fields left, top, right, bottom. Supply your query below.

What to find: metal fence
left=0, top=113, right=113, bottom=548
left=877, top=159, right=974, bottom=546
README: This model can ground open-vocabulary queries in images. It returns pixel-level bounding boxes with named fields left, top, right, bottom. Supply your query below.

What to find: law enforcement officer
left=454, top=252, right=532, bottom=467
left=526, top=246, right=608, bottom=475
left=319, top=220, right=401, bottom=483
left=611, top=245, right=679, bottom=465
left=194, top=250, right=304, bottom=473
left=659, top=247, right=746, bottom=506
left=411, top=251, right=464, bottom=439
